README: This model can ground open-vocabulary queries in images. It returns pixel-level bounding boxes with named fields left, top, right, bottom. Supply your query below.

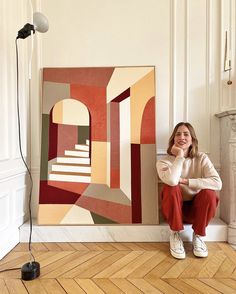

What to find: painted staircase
left=48, top=140, right=91, bottom=183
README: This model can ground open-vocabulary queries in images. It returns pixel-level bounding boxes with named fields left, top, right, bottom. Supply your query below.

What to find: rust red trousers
left=161, top=184, right=219, bottom=236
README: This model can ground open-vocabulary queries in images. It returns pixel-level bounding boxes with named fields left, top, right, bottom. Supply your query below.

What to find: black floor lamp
left=16, top=11, right=49, bottom=281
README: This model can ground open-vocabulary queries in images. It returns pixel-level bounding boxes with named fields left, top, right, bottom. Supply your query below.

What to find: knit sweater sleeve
left=188, top=154, right=222, bottom=191
left=156, top=155, right=185, bottom=186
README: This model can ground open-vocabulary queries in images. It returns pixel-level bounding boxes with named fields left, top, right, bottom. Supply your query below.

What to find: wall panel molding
left=169, top=0, right=213, bottom=154
left=0, top=192, right=10, bottom=231
left=0, top=1, right=9, bottom=161
left=184, top=0, right=189, bottom=123
left=220, top=0, right=236, bottom=111
left=14, top=185, right=27, bottom=225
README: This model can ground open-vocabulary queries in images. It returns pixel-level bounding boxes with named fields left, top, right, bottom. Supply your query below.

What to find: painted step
left=65, top=150, right=89, bottom=157
left=51, top=163, right=91, bottom=173
left=56, top=157, right=90, bottom=164
left=86, top=140, right=90, bottom=146
left=75, top=144, right=89, bottom=151
left=49, top=172, right=91, bottom=183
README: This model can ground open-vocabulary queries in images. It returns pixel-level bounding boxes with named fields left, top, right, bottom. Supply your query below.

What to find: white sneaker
left=169, top=231, right=186, bottom=259
left=192, top=232, right=208, bottom=257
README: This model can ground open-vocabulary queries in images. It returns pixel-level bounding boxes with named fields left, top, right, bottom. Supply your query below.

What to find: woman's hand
left=171, top=144, right=184, bottom=157
left=179, top=178, right=189, bottom=185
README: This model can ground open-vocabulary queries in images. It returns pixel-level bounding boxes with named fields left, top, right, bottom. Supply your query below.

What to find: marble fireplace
left=216, top=109, right=236, bottom=248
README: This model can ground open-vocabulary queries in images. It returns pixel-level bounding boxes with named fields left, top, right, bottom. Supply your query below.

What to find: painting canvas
left=38, top=66, right=158, bottom=224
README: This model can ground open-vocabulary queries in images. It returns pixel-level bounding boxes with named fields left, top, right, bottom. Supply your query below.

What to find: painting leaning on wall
left=38, top=66, right=158, bottom=225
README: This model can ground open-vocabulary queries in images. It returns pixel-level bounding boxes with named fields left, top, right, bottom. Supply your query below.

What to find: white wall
left=0, top=0, right=31, bottom=259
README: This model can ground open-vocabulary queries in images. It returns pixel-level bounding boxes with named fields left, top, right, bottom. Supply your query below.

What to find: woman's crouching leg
left=161, top=184, right=184, bottom=231
left=192, top=189, right=219, bottom=236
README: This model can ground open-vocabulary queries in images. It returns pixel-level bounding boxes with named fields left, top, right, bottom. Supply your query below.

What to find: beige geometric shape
left=63, top=99, right=89, bottom=126
left=141, top=144, right=158, bottom=224
left=106, top=67, right=154, bottom=103
left=60, top=205, right=94, bottom=224
left=53, top=99, right=89, bottom=126
left=43, top=82, right=70, bottom=114
left=38, top=204, right=72, bottom=224
left=91, top=141, right=107, bottom=184
left=52, top=100, right=63, bottom=123
left=120, top=98, right=131, bottom=200
left=130, top=70, right=155, bottom=144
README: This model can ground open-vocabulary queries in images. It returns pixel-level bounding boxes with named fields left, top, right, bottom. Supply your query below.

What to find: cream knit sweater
left=156, top=152, right=222, bottom=200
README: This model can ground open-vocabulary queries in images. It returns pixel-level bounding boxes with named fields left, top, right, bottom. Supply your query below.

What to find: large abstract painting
left=38, top=66, right=158, bottom=224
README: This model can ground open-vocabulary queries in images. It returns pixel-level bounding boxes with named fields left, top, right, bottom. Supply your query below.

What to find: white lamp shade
left=33, top=12, right=49, bottom=33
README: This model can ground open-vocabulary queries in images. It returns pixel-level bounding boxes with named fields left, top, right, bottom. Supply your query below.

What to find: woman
left=156, top=122, right=222, bottom=259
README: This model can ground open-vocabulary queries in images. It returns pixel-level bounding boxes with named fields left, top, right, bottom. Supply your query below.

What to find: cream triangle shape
left=60, top=204, right=94, bottom=224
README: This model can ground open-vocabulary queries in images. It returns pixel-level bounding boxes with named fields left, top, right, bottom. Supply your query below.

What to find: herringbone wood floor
left=0, top=242, right=236, bottom=293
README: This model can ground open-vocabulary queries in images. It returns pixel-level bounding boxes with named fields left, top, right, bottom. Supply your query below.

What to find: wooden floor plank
left=0, top=279, right=9, bottom=294
left=214, top=257, right=236, bottom=278
left=69, top=243, right=90, bottom=251
left=110, top=278, right=143, bottom=294
left=77, top=251, right=127, bottom=278
left=133, top=242, right=161, bottom=251
left=106, top=243, right=132, bottom=251
left=4, top=279, right=28, bottom=294
left=217, top=242, right=236, bottom=264
left=75, top=278, right=105, bottom=294
left=62, top=251, right=115, bottom=279
left=95, top=242, right=119, bottom=251
left=0, top=252, right=29, bottom=266
left=23, top=279, right=48, bottom=294
left=179, top=251, right=215, bottom=278
left=165, top=278, right=202, bottom=294
left=31, top=243, right=49, bottom=252
left=217, top=278, right=236, bottom=290
left=128, top=251, right=166, bottom=278
left=39, top=278, right=67, bottom=293
left=42, top=251, right=101, bottom=278
left=121, top=243, right=146, bottom=251
left=43, top=243, right=63, bottom=251
left=0, top=268, right=21, bottom=279
left=93, top=251, right=143, bottom=279
left=57, top=278, right=86, bottom=294
left=128, top=278, right=163, bottom=293
left=197, top=251, right=226, bottom=278
left=0, top=251, right=42, bottom=273
left=94, top=278, right=124, bottom=294
left=81, top=243, right=104, bottom=251
left=12, top=243, right=29, bottom=252
left=40, top=251, right=84, bottom=277
left=145, top=277, right=182, bottom=294
left=182, top=278, right=221, bottom=294
left=200, top=278, right=236, bottom=294
left=56, top=243, right=76, bottom=251
left=231, top=268, right=236, bottom=278
left=145, top=256, right=177, bottom=279
left=162, top=254, right=194, bottom=278
left=110, top=251, right=157, bottom=278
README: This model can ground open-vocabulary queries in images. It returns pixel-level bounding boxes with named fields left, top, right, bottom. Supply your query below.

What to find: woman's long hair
left=167, top=122, right=199, bottom=158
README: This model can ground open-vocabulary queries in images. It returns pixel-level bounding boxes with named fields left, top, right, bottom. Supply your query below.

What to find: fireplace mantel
left=216, top=109, right=236, bottom=247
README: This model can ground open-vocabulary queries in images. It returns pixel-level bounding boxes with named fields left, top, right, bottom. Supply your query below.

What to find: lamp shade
left=33, top=12, right=49, bottom=33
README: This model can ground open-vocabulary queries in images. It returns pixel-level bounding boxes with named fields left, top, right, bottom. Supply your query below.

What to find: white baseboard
left=19, top=218, right=227, bottom=243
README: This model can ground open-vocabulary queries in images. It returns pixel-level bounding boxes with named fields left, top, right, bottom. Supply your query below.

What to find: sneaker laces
left=171, top=232, right=184, bottom=253
left=193, top=234, right=207, bottom=251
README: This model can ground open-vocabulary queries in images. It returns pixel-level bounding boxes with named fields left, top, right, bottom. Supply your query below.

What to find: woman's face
left=174, top=125, right=192, bottom=153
